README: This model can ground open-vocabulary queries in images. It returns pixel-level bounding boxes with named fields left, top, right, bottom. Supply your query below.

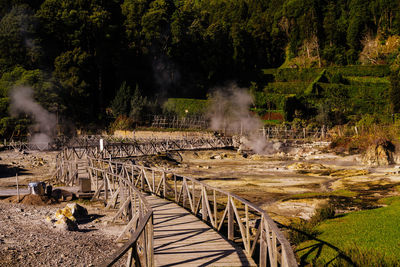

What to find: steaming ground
left=164, top=147, right=400, bottom=224
left=10, top=86, right=56, bottom=147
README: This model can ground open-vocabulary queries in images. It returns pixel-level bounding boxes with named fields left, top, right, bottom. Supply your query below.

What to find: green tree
left=130, top=84, right=148, bottom=122
left=390, top=54, right=400, bottom=113
left=0, top=4, right=41, bottom=69
left=111, top=81, right=133, bottom=117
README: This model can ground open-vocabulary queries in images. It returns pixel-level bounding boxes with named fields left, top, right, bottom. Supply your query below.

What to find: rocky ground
left=0, top=201, right=121, bottom=266
left=0, top=149, right=128, bottom=266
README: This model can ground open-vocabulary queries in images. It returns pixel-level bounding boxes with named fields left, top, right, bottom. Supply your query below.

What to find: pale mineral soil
left=165, top=144, right=400, bottom=224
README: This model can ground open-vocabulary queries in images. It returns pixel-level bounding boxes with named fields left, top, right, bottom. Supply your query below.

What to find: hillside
left=251, top=65, right=393, bottom=126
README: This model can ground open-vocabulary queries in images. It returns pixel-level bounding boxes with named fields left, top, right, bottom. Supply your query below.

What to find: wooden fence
left=87, top=157, right=297, bottom=267
left=88, top=158, right=154, bottom=267
left=260, top=126, right=330, bottom=140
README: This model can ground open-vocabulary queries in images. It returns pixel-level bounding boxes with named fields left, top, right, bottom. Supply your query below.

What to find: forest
left=0, top=0, right=400, bottom=137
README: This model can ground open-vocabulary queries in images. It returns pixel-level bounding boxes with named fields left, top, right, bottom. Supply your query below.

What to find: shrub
left=110, top=115, right=134, bottom=131
left=310, top=203, right=336, bottom=225
left=289, top=203, right=335, bottom=245
left=289, top=219, right=320, bottom=245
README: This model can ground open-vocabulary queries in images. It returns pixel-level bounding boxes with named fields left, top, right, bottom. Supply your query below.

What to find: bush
left=289, top=203, right=335, bottom=245
left=310, top=203, right=336, bottom=225
left=109, top=115, right=134, bottom=131
left=289, top=219, right=320, bottom=245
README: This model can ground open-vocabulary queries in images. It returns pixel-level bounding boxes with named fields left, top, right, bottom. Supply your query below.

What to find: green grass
left=296, top=197, right=400, bottom=265
left=285, top=190, right=357, bottom=200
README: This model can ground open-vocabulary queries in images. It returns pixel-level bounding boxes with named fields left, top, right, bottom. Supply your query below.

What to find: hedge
left=262, top=65, right=390, bottom=82
left=162, top=98, right=209, bottom=117
left=264, top=82, right=309, bottom=94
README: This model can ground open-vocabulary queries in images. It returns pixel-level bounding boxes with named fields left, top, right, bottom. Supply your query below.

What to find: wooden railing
left=52, top=153, right=79, bottom=185
left=88, top=157, right=297, bottom=267
left=62, top=137, right=233, bottom=160
left=88, top=158, right=154, bottom=267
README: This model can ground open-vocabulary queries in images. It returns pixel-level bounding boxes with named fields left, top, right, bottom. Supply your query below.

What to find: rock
left=66, top=203, right=88, bottom=219
left=55, top=216, right=78, bottom=231
left=362, top=143, right=395, bottom=166
left=272, top=142, right=282, bottom=151
left=51, top=189, right=74, bottom=201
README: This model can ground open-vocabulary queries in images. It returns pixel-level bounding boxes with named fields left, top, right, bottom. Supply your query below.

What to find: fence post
left=228, top=195, right=234, bottom=240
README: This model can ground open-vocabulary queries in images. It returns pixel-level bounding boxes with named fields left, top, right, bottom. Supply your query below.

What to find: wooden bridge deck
left=147, top=195, right=256, bottom=267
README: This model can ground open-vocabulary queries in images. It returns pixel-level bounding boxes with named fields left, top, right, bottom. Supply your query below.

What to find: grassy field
left=296, top=197, right=400, bottom=266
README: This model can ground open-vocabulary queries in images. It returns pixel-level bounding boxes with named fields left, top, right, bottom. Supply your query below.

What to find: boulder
left=66, top=203, right=88, bottom=219
left=362, top=143, right=395, bottom=166
left=55, top=216, right=78, bottom=231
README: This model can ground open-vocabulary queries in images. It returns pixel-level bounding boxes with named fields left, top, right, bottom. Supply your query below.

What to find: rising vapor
left=207, top=83, right=273, bottom=154
left=10, top=86, right=56, bottom=146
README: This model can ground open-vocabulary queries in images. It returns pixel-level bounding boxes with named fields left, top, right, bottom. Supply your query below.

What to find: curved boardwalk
left=147, top=195, right=256, bottom=267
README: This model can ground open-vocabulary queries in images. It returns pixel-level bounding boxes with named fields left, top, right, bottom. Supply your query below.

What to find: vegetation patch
left=162, top=98, right=209, bottom=117
left=295, top=197, right=400, bottom=266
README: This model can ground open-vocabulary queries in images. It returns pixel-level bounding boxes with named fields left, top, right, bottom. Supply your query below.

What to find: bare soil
left=0, top=150, right=58, bottom=188
left=0, top=150, right=128, bottom=266
left=0, top=201, right=121, bottom=266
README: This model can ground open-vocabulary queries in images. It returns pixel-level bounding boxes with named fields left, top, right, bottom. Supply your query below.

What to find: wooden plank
left=147, top=195, right=256, bottom=267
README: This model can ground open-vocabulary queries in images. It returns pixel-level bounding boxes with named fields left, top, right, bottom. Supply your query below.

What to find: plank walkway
left=147, top=195, right=256, bottom=267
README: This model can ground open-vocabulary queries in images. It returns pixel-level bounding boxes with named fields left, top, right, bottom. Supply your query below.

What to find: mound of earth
left=3, top=194, right=58, bottom=205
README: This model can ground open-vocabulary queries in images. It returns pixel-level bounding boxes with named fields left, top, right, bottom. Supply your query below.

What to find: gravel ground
left=0, top=202, right=119, bottom=266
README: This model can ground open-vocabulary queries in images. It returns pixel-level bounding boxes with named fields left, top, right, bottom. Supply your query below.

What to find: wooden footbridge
left=53, top=137, right=297, bottom=267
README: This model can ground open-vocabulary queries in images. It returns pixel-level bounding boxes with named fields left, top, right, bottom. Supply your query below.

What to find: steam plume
left=10, top=86, right=56, bottom=147
left=207, top=84, right=273, bottom=154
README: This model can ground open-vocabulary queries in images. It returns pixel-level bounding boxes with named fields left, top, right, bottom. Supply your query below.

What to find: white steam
left=208, top=84, right=273, bottom=154
left=10, top=86, right=56, bottom=147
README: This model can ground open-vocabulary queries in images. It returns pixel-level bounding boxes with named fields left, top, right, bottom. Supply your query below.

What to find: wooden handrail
left=88, top=159, right=154, bottom=267
left=88, top=157, right=298, bottom=267
left=53, top=137, right=297, bottom=267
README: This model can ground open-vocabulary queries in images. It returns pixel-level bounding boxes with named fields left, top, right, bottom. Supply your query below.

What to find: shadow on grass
left=277, top=222, right=356, bottom=267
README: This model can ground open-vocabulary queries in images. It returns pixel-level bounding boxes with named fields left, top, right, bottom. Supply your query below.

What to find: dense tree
left=0, top=0, right=399, bottom=136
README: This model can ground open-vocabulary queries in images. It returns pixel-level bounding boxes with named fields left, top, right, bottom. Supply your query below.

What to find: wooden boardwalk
left=147, top=195, right=256, bottom=267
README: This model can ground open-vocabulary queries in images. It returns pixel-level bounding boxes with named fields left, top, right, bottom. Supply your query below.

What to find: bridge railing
left=61, top=137, right=233, bottom=160
left=87, top=157, right=297, bottom=267
left=88, top=158, right=154, bottom=267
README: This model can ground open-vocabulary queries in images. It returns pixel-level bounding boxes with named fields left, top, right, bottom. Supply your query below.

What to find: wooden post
left=201, top=187, right=207, bottom=221
left=16, top=172, right=19, bottom=202
left=245, top=204, right=250, bottom=253
left=228, top=195, right=234, bottom=241
left=152, top=170, right=155, bottom=193
left=174, top=175, right=177, bottom=202
left=163, top=172, right=166, bottom=198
